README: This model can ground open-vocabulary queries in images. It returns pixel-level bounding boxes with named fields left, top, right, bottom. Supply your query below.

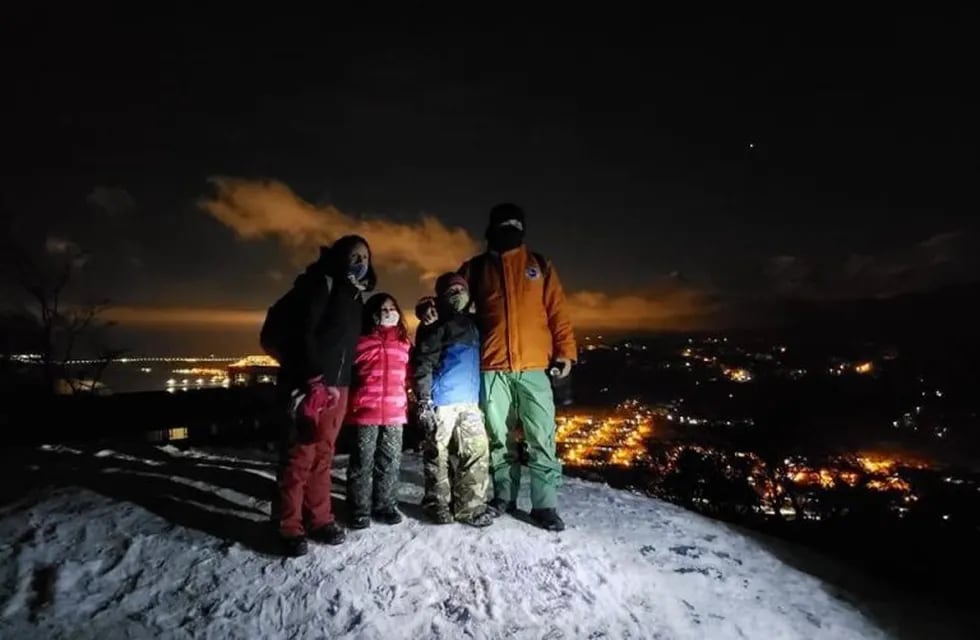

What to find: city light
left=854, top=361, right=874, bottom=375
left=556, top=400, right=947, bottom=522
left=12, top=354, right=243, bottom=365
left=557, top=400, right=654, bottom=469
left=723, top=367, right=753, bottom=383
left=227, top=355, right=280, bottom=368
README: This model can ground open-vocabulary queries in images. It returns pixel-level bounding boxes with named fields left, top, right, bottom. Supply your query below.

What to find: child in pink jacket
left=345, top=293, right=412, bottom=529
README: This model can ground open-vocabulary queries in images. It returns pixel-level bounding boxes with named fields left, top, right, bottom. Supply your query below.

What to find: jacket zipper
left=495, top=254, right=513, bottom=370
left=335, top=350, right=345, bottom=388
left=381, top=333, right=388, bottom=425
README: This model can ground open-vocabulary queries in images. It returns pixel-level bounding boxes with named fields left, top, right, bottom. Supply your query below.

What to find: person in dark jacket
left=411, top=273, right=493, bottom=527
left=273, top=235, right=376, bottom=557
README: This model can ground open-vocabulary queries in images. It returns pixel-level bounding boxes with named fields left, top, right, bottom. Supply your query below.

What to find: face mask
left=447, top=291, right=469, bottom=312
left=349, top=262, right=368, bottom=281
left=378, top=310, right=399, bottom=327
left=487, top=226, right=524, bottom=252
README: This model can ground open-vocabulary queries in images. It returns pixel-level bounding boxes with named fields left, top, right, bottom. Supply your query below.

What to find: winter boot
left=424, top=505, right=454, bottom=524
left=350, top=515, right=371, bottom=530
left=486, top=498, right=517, bottom=518
left=280, top=535, right=309, bottom=557
left=310, top=522, right=347, bottom=545
left=530, top=508, right=565, bottom=532
left=457, top=509, right=494, bottom=528
left=373, top=509, right=403, bottom=525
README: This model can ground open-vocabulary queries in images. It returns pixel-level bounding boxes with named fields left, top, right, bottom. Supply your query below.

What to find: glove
left=297, top=377, right=340, bottom=432
left=549, top=358, right=573, bottom=379
left=416, top=398, right=436, bottom=426
left=299, top=377, right=328, bottom=424
left=323, top=385, right=341, bottom=409
left=415, top=297, right=438, bottom=326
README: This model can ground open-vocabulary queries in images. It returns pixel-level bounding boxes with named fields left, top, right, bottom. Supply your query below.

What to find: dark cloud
left=918, top=231, right=965, bottom=265
left=44, top=236, right=89, bottom=269
left=568, top=274, right=722, bottom=332
left=44, top=236, right=80, bottom=255
left=86, top=187, right=136, bottom=216
left=766, top=231, right=977, bottom=300
left=766, top=256, right=813, bottom=297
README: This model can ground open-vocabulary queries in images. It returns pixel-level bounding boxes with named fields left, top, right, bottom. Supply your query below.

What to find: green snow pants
left=480, top=370, right=562, bottom=509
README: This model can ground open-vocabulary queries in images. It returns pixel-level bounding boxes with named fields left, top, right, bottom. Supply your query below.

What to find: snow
left=0, top=444, right=940, bottom=638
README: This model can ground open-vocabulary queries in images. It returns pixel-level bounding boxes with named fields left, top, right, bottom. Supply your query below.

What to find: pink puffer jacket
left=345, top=326, right=411, bottom=426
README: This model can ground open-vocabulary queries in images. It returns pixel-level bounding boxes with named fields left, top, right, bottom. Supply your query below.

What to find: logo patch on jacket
left=526, top=266, right=541, bottom=279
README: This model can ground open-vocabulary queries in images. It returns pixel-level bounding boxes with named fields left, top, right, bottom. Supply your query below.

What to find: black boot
left=424, top=505, right=454, bottom=524
left=280, top=535, right=309, bottom=557
left=310, top=522, right=347, bottom=545
left=349, top=515, right=371, bottom=530
left=373, top=509, right=404, bottom=525
left=530, top=508, right=565, bottom=532
left=487, top=498, right=519, bottom=518
left=457, top=509, right=494, bottom=528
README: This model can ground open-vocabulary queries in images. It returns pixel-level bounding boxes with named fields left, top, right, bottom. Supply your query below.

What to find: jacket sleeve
left=302, top=278, right=333, bottom=380
left=401, top=339, right=414, bottom=393
left=542, top=260, right=578, bottom=362
left=410, top=323, right=443, bottom=402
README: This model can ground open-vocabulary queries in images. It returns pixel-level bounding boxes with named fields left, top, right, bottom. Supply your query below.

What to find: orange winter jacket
left=458, top=247, right=577, bottom=372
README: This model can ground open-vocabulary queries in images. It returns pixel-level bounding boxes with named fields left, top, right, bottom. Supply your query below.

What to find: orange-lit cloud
left=105, top=306, right=265, bottom=328
left=199, top=177, right=478, bottom=280
left=106, top=304, right=423, bottom=334
left=175, top=177, right=722, bottom=336
left=566, top=287, right=720, bottom=332
left=106, top=286, right=714, bottom=336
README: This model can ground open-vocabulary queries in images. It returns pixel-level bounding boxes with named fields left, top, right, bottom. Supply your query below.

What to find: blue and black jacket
left=411, top=306, right=480, bottom=406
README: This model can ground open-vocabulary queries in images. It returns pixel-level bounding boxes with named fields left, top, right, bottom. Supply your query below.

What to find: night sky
left=2, top=11, right=977, bottom=355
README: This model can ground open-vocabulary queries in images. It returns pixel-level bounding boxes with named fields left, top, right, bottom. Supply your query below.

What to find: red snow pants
left=277, top=387, right=348, bottom=537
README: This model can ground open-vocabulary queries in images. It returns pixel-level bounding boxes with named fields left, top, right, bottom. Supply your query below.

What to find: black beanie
left=488, top=203, right=525, bottom=228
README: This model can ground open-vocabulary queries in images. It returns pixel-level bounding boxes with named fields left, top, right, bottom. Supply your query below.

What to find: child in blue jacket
left=411, top=273, right=493, bottom=527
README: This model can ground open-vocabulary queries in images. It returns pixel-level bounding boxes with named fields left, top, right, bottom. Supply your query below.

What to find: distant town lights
left=18, top=355, right=243, bottom=365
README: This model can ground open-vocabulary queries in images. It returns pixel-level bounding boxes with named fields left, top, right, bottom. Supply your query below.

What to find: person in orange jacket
left=417, top=203, right=576, bottom=531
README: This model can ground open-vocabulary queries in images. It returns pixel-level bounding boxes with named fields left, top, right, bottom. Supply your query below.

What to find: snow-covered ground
left=0, top=443, right=964, bottom=639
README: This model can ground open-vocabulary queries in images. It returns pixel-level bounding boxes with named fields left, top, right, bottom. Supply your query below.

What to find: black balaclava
left=485, top=202, right=526, bottom=253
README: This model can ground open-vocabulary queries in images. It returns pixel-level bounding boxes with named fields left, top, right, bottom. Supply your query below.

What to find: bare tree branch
left=1, top=234, right=118, bottom=395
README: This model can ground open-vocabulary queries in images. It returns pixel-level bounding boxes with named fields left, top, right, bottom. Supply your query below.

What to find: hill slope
left=0, top=444, right=941, bottom=638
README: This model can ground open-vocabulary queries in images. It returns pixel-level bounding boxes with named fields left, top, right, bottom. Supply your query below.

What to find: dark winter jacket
left=411, top=307, right=480, bottom=406
left=278, top=271, right=364, bottom=389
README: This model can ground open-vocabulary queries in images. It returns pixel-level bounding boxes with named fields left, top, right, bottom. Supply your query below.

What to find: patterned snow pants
left=422, top=402, right=489, bottom=520
left=346, top=425, right=404, bottom=518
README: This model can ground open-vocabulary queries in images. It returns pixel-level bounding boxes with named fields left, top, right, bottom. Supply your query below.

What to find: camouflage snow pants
left=346, top=425, right=404, bottom=517
left=422, top=402, right=489, bottom=520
